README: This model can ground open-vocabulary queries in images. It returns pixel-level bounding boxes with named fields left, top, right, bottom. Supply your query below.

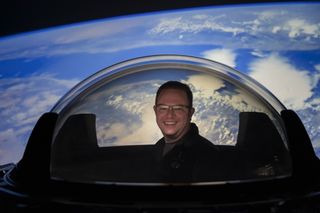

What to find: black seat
left=51, top=113, right=155, bottom=182
left=51, top=113, right=98, bottom=168
left=281, top=109, right=320, bottom=181
left=235, top=112, right=291, bottom=178
left=10, top=112, right=58, bottom=186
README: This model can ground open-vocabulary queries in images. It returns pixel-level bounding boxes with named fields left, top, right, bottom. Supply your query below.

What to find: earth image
left=0, top=2, right=319, bottom=165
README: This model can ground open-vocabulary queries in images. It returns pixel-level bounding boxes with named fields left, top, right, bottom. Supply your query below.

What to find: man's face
left=154, top=88, right=194, bottom=143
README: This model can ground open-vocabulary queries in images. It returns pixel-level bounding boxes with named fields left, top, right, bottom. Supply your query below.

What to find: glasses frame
left=155, top=104, right=191, bottom=115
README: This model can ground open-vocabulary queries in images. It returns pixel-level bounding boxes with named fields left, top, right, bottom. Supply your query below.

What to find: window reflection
left=50, top=55, right=291, bottom=184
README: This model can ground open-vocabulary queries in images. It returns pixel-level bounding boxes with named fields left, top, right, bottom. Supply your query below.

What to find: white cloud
left=187, top=74, right=271, bottom=113
left=0, top=75, right=78, bottom=128
left=201, top=48, right=237, bottom=68
left=98, top=122, right=129, bottom=142
left=98, top=92, right=161, bottom=146
left=310, top=98, right=320, bottom=111
left=52, top=19, right=138, bottom=45
left=0, top=75, right=79, bottom=164
left=1, top=20, right=160, bottom=60
left=116, top=102, right=162, bottom=145
left=91, top=80, right=162, bottom=146
left=248, top=53, right=317, bottom=110
left=148, top=6, right=320, bottom=51
left=251, top=49, right=267, bottom=58
left=106, top=95, right=123, bottom=109
left=186, top=74, right=225, bottom=98
left=1, top=4, right=319, bottom=62
left=315, top=64, right=320, bottom=86
left=258, top=10, right=285, bottom=20
left=0, top=129, right=17, bottom=144
left=149, top=17, right=185, bottom=34
left=285, top=19, right=320, bottom=38
left=0, top=129, right=22, bottom=164
left=149, top=15, right=244, bottom=36
left=185, top=74, right=276, bottom=145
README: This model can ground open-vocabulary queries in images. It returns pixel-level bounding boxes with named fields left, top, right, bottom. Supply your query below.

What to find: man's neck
left=164, top=137, right=179, bottom=144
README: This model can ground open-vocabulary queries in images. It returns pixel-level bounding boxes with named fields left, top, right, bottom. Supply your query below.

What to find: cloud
left=0, top=74, right=78, bottom=126
left=315, top=64, right=320, bottom=86
left=115, top=101, right=162, bottom=145
left=0, top=15, right=150, bottom=61
left=186, top=73, right=274, bottom=112
left=185, top=74, right=277, bottom=145
left=148, top=5, right=320, bottom=51
left=0, top=129, right=22, bottom=165
left=0, top=74, right=79, bottom=164
left=285, top=19, right=320, bottom=39
left=248, top=53, right=318, bottom=110
left=201, top=48, right=237, bottom=68
left=251, top=49, right=268, bottom=58
left=1, top=4, right=319, bottom=62
left=149, top=15, right=244, bottom=36
left=89, top=80, right=161, bottom=146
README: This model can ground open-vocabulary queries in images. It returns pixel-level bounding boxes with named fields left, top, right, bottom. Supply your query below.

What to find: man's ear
left=189, top=107, right=195, bottom=119
left=153, top=105, right=157, bottom=114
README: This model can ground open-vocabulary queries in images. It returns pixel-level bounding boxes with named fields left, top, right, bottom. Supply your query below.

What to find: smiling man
left=154, top=81, right=195, bottom=144
left=153, top=81, right=222, bottom=182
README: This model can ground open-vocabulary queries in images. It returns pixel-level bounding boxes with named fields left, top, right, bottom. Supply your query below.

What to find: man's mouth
left=164, top=121, right=176, bottom=125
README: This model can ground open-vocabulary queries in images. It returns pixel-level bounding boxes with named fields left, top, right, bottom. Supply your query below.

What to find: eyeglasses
left=155, top=104, right=190, bottom=115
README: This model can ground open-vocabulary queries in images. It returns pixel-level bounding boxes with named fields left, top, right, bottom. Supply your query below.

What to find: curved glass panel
left=50, top=55, right=291, bottom=184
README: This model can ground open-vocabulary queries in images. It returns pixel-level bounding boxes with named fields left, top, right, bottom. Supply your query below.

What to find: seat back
left=51, top=113, right=98, bottom=166
left=236, top=112, right=291, bottom=177
left=11, top=112, right=58, bottom=185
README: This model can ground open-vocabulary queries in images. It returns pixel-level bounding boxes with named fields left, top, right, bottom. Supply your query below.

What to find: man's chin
left=163, top=131, right=179, bottom=142
left=162, top=128, right=177, bottom=136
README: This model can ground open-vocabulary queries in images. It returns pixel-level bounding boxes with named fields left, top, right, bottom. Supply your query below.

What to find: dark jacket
left=152, top=123, right=223, bottom=182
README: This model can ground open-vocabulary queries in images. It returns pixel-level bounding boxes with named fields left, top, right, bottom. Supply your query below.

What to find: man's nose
left=166, top=107, right=175, bottom=117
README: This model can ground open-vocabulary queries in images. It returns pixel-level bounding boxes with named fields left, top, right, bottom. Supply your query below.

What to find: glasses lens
left=156, top=105, right=189, bottom=114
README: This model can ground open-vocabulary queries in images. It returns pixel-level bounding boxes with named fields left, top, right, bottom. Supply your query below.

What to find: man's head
left=154, top=81, right=195, bottom=143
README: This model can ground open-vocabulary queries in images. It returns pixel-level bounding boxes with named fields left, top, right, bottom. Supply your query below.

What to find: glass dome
left=50, top=55, right=291, bottom=184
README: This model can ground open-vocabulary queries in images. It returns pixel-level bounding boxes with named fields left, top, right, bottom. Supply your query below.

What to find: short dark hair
left=155, top=81, right=193, bottom=107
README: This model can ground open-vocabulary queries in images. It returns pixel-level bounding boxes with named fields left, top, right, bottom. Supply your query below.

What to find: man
left=152, top=81, right=222, bottom=182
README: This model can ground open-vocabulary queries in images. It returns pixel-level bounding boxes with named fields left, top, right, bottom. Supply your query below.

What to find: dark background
left=0, top=0, right=310, bottom=37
